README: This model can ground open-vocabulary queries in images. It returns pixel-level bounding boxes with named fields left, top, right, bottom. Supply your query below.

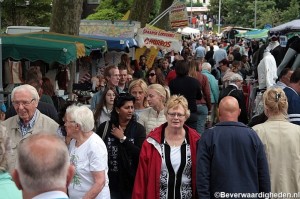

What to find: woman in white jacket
left=253, top=87, right=300, bottom=194
left=138, top=84, right=170, bottom=134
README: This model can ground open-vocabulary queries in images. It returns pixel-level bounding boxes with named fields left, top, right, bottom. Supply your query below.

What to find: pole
left=148, top=0, right=178, bottom=26
left=254, top=0, right=257, bottom=28
left=190, top=0, right=192, bottom=26
left=218, top=0, right=221, bottom=34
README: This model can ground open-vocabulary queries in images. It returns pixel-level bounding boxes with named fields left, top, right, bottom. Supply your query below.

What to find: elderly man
left=219, top=73, right=248, bottom=124
left=12, top=134, right=75, bottom=199
left=196, top=96, right=270, bottom=198
left=3, top=84, right=58, bottom=171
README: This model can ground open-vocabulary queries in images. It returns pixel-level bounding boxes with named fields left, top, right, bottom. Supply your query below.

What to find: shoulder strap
left=102, top=121, right=109, bottom=140
left=227, top=88, right=237, bottom=96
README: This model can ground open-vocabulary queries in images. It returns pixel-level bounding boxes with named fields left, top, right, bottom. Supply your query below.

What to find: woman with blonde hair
left=253, top=87, right=300, bottom=194
left=132, top=95, right=200, bottom=199
left=128, top=79, right=149, bottom=117
left=138, top=84, right=170, bottom=134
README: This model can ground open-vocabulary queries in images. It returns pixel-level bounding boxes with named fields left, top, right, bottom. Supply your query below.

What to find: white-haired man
left=3, top=84, right=58, bottom=172
left=218, top=73, right=248, bottom=124
left=202, top=62, right=220, bottom=125
left=12, top=133, right=74, bottom=199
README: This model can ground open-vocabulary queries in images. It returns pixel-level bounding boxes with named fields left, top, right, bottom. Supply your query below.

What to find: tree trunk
left=129, top=0, right=155, bottom=27
left=155, top=0, right=174, bottom=30
left=50, top=0, right=83, bottom=35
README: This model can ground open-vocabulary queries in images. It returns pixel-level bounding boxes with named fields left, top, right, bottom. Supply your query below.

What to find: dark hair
left=42, top=77, right=55, bottom=96
left=146, top=66, right=166, bottom=86
left=219, top=59, right=229, bottom=66
left=278, top=68, right=292, bottom=80
left=104, top=65, right=117, bottom=78
left=175, top=60, right=189, bottom=76
left=110, top=93, right=135, bottom=126
left=94, top=87, right=117, bottom=123
left=290, top=68, right=300, bottom=83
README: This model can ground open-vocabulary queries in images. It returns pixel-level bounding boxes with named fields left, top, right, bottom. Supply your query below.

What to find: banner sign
left=169, top=2, right=189, bottom=29
left=79, top=20, right=140, bottom=38
left=136, top=28, right=182, bottom=52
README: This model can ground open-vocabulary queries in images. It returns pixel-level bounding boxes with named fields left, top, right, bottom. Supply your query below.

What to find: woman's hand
left=111, top=125, right=124, bottom=139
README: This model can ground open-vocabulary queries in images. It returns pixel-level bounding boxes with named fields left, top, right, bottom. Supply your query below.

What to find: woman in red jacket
left=132, top=95, right=200, bottom=199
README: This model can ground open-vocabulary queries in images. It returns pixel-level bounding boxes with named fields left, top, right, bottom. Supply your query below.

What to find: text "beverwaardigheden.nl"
left=214, top=192, right=300, bottom=198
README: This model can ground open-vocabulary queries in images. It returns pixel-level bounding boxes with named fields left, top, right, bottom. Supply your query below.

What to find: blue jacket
left=283, top=86, right=300, bottom=125
left=196, top=122, right=270, bottom=198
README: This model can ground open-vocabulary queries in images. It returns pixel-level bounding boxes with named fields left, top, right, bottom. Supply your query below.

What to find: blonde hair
left=129, top=79, right=148, bottom=107
left=164, top=95, right=190, bottom=119
left=147, top=84, right=170, bottom=104
left=263, top=87, right=288, bottom=116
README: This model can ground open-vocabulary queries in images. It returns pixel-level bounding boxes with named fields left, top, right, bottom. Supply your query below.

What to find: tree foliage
left=208, top=0, right=300, bottom=28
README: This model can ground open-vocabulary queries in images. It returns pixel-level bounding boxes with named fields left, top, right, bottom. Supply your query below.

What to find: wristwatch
left=120, top=136, right=127, bottom=143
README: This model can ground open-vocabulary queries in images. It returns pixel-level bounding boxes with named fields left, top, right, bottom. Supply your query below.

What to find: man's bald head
left=219, top=96, right=241, bottom=122
left=15, top=133, right=71, bottom=193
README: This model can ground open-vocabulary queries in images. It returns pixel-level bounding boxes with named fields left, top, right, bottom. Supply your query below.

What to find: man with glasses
left=90, top=65, right=122, bottom=111
left=3, top=84, right=59, bottom=172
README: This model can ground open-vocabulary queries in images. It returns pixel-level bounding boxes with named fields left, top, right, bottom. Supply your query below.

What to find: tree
left=280, top=0, right=300, bottom=23
left=50, top=0, right=83, bottom=35
left=129, top=0, right=155, bottom=27
left=155, top=0, right=174, bottom=30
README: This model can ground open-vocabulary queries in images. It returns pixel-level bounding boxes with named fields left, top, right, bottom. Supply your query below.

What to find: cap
left=0, top=104, right=6, bottom=113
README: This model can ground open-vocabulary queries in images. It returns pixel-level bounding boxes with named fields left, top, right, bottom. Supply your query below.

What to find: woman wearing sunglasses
left=96, top=93, right=146, bottom=199
left=146, top=66, right=166, bottom=86
left=132, top=95, right=200, bottom=199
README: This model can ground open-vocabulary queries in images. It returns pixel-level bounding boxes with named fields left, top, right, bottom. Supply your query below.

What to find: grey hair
left=11, top=84, right=40, bottom=102
left=16, top=134, right=70, bottom=193
left=202, top=62, right=212, bottom=72
left=0, top=123, right=10, bottom=172
left=66, top=105, right=94, bottom=132
left=229, top=73, right=243, bottom=83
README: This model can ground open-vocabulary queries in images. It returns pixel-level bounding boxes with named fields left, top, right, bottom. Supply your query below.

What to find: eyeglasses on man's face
left=167, top=112, right=185, bottom=118
left=12, top=99, right=35, bottom=107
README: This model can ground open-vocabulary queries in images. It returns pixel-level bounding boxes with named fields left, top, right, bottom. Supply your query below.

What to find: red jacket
left=132, top=123, right=200, bottom=199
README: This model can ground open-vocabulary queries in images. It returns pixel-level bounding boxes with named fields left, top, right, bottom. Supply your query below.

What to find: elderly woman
left=0, top=123, right=22, bottom=199
left=96, top=93, right=146, bottom=199
left=65, top=105, right=110, bottom=199
left=128, top=79, right=149, bottom=117
left=253, top=87, right=300, bottom=194
left=138, top=84, right=169, bottom=134
left=132, top=95, right=200, bottom=199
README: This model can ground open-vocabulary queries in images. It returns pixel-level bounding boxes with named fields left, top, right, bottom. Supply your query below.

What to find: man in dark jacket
left=196, top=96, right=270, bottom=198
left=219, top=73, right=248, bottom=124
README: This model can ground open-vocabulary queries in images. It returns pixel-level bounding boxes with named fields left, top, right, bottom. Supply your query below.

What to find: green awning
left=2, top=35, right=78, bottom=65
left=17, top=31, right=107, bottom=53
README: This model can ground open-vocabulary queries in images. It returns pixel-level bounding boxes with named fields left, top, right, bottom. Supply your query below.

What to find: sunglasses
left=148, top=73, right=156, bottom=77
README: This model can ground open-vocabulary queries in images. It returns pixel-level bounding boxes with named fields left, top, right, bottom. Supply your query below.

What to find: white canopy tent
left=270, top=19, right=300, bottom=33
left=178, top=27, right=201, bottom=36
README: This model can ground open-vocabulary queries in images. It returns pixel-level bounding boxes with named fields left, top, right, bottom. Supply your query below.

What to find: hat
left=229, top=73, right=243, bottom=82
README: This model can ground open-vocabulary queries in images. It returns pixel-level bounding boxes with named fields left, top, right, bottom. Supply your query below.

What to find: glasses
left=167, top=112, right=185, bottom=118
left=12, top=99, right=35, bottom=107
left=148, top=73, right=156, bottom=77
left=63, top=119, right=76, bottom=124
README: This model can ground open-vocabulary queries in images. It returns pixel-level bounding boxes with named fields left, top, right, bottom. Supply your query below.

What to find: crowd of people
left=1, top=31, right=300, bottom=199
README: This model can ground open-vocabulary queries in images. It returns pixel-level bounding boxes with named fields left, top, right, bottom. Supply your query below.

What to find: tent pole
left=0, top=37, right=3, bottom=105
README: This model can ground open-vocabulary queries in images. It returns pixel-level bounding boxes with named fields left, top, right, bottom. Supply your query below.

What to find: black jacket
left=218, top=84, right=248, bottom=124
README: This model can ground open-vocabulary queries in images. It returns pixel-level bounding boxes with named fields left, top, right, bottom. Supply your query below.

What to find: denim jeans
left=196, top=104, right=208, bottom=134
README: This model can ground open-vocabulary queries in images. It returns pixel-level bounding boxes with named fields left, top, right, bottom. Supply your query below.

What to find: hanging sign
left=169, top=2, right=189, bottom=29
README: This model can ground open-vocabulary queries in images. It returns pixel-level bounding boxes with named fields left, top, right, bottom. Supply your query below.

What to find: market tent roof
left=270, top=19, right=300, bottom=33
left=79, top=34, right=137, bottom=52
left=235, top=29, right=269, bottom=39
left=178, top=27, right=200, bottom=36
left=2, top=35, right=79, bottom=65
left=14, top=31, right=107, bottom=52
